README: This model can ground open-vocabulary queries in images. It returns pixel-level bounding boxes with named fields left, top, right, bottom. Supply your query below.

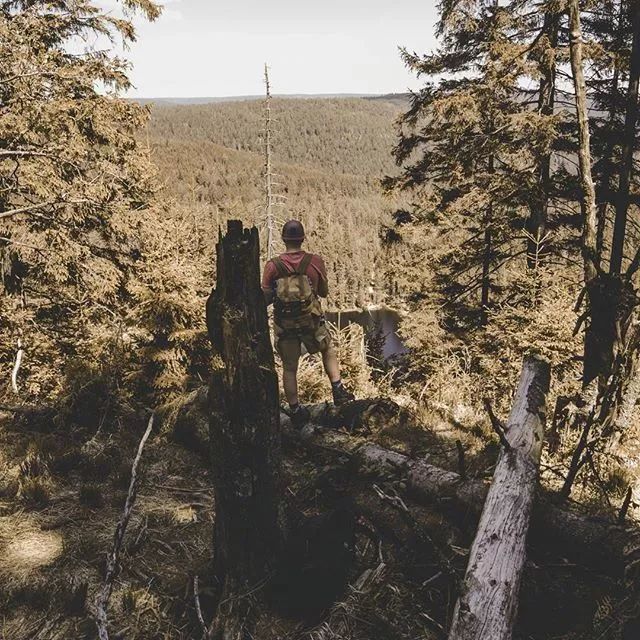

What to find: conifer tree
left=385, top=0, right=558, bottom=327
left=0, top=0, right=161, bottom=397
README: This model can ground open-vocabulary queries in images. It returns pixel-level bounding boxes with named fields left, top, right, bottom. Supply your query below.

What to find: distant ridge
left=133, top=92, right=409, bottom=106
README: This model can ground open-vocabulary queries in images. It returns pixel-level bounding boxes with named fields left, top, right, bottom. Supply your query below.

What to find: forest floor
left=0, top=397, right=633, bottom=639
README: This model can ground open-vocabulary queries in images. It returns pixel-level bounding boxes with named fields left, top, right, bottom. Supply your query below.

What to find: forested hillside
left=146, top=97, right=405, bottom=309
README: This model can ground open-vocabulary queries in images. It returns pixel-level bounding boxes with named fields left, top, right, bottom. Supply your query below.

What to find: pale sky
left=104, top=0, right=439, bottom=98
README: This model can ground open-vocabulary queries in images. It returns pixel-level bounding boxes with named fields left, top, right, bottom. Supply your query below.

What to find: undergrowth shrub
left=17, top=446, right=53, bottom=507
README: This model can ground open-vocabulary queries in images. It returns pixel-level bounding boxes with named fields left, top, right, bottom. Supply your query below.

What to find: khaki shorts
left=275, top=319, right=331, bottom=369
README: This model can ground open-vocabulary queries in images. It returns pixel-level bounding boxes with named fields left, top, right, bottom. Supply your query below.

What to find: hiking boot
left=332, top=382, right=355, bottom=407
left=291, top=404, right=311, bottom=430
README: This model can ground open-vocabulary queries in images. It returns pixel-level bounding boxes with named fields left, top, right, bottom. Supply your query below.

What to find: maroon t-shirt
left=262, top=251, right=329, bottom=298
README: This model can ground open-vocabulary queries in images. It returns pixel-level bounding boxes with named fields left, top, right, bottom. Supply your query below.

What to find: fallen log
left=282, top=421, right=640, bottom=582
left=163, top=391, right=640, bottom=582
left=95, top=414, right=155, bottom=640
left=447, top=355, right=550, bottom=640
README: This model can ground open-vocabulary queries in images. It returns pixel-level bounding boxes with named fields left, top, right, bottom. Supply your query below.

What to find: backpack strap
left=271, top=257, right=290, bottom=279
left=295, top=253, right=314, bottom=276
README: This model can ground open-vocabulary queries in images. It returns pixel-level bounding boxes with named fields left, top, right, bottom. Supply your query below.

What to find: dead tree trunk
left=610, top=4, right=640, bottom=274
left=527, top=9, right=558, bottom=267
left=205, top=220, right=284, bottom=640
left=569, top=0, right=599, bottom=288
left=447, top=356, right=550, bottom=640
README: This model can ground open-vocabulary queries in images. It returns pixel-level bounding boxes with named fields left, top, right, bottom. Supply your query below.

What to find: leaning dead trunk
left=205, top=220, right=284, bottom=640
left=568, top=0, right=599, bottom=288
left=446, top=356, right=550, bottom=640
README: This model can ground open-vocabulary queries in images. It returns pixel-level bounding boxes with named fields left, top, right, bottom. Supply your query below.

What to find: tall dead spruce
left=205, top=220, right=284, bottom=639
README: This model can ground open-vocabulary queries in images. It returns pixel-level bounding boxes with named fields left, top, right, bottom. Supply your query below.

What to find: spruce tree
left=385, top=0, right=558, bottom=328
left=0, top=0, right=161, bottom=398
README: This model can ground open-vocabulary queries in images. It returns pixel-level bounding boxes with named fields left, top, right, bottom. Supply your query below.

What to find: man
left=262, top=220, right=354, bottom=427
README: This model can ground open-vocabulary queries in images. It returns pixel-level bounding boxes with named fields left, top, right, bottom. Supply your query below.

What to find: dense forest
left=146, top=96, right=406, bottom=310
left=2, top=0, right=640, bottom=639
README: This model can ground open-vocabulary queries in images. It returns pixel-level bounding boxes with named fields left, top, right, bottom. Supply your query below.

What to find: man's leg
left=317, top=330, right=355, bottom=405
left=279, top=337, right=302, bottom=407
left=321, top=341, right=341, bottom=383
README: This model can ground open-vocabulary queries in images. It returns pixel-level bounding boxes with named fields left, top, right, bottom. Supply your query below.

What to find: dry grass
left=0, top=410, right=215, bottom=640
left=0, top=350, right=638, bottom=640
left=292, top=323, right=382, bottom=406
left=0, top=513, right=64, bottom=579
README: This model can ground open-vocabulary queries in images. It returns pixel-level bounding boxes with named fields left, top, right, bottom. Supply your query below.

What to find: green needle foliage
left=0, top=0, right=161, bottom=399
left=384, top=1, right=560, bottom=329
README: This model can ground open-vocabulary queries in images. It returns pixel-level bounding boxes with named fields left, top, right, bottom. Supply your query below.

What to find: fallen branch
left=193, top=575, right=208, bottom=638
left=11, top=338, right=23, bottom=394
left=95, top=414, right=155, bottom=640
left=483, top=398, right=511, bottom=449
left=373, top=483, right=457, bottom=580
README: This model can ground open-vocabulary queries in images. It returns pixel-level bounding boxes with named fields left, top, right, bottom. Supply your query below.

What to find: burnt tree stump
left=205, top=220, right=284, bottom=639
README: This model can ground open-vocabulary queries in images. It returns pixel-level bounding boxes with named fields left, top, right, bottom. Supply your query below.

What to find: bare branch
left=0, top=198, right=93, bottom=221
left=11, top=339, right=23, bottom=394
left=483, top=398, right=511, bottom=450
left=193, top=575, right=208, bottom=638
left=0, top=200, right=58, bottom=220
left=95, top=414, right=155, bottom=640
left=0, top=150, right=51, bottom=159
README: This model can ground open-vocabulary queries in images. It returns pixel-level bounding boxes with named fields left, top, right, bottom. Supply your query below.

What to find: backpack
left=271, top=253, right=321, bottom=332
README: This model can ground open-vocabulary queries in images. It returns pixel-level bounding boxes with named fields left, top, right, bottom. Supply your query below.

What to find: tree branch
left=95, top=414, right=155, bottom=640
left=11, top=338, right=23, bottom=394
left=483, top=398, right=511, bottom=450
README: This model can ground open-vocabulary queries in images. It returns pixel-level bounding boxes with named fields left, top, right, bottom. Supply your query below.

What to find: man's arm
left=262, top=260, right=276, bottom=306
left=316, top=256, right=329, bottom=298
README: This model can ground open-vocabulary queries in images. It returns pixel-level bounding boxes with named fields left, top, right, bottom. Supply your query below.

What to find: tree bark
left=569, top=0, right=600, bottom=286
left=480, top=154, right=495, bottom=325
left=205, top=220, right=284, bottom=640
left=595, top=0, right=626, bottom=260
left=610, top=4, right=640, bottom=274
left=568, top=0, right=611, bottom=392
left=446, top=356, right=550, bottom=640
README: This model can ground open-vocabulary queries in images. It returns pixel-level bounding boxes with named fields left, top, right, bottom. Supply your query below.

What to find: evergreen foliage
left=386, top=0, right=640, bottom=501
left=0, top=0, right=209, bottom=406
